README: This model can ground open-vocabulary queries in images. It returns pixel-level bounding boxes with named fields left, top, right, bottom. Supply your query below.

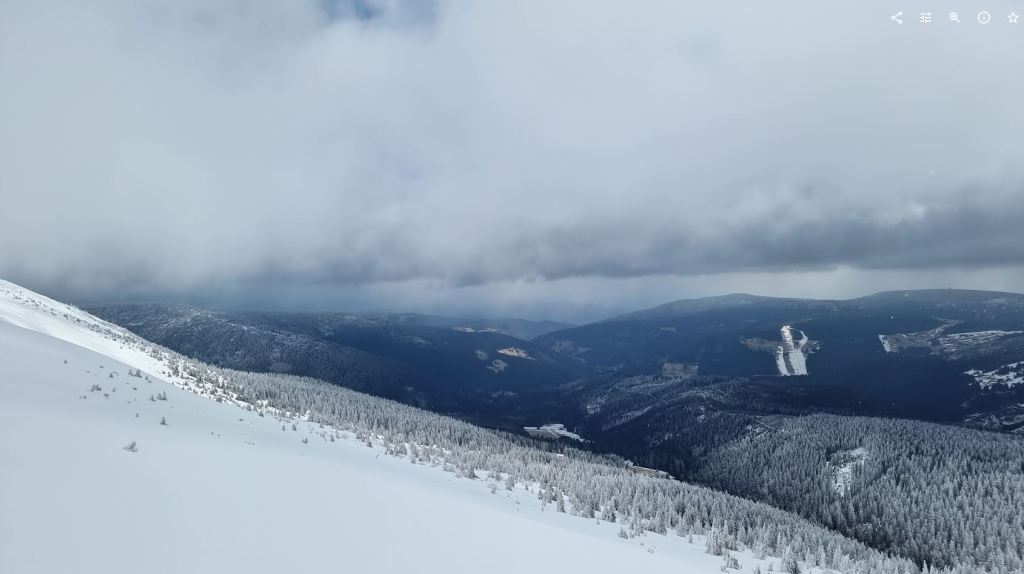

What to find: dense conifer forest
left=699, top=414, right=1024, bottom=570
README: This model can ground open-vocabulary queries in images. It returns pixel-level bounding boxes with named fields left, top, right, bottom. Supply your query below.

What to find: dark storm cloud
left=441, top=187, right=1024, bottom=284
left=2, top=0, right=1024, bottom=313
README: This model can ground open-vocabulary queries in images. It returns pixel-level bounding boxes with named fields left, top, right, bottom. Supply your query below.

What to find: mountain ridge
left=600, top=288, right=1024, bottom=324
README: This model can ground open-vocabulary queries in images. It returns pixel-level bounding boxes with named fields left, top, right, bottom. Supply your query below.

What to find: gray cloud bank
left=2, top=0, right=1024, bottom=317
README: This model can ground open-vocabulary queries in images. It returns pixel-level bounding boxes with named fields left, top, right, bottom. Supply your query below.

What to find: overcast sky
left=2, top=0, right=1023, bottom=322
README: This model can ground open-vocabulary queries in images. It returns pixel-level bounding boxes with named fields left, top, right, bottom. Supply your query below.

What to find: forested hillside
left=88, top=304, right=583, bottom=416
left=699, top=414, right=1024, bottom=570
left=552, top=372, right=1024, bottom=571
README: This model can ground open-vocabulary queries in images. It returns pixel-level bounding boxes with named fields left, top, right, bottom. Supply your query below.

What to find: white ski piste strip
left=777, top=325, right=809, bottom=376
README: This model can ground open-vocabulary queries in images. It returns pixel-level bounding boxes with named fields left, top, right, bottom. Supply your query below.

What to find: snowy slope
left=0, top=281, right=808, bottom=574
left=0, top=280, right=176, bottom=381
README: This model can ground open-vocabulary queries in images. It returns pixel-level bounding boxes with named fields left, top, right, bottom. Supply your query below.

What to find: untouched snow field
left=0, top=281, right=802, bottom=574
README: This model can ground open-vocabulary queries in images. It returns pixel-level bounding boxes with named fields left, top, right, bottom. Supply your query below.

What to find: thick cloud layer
left=2, top=0, right=1023, bottom=318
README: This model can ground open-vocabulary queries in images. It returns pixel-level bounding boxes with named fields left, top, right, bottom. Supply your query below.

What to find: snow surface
left=828, top=448, right=869, bottom=496
left=487, top=358, right=509, bottom=373
left=0, top=280, right=815, bottom=574
left=939, top=329, right=1023, bottom=344
left=878, top=323, right=1022, bottom=358
left=966, top=362, right=1024, bottom=390
left=0, top=279, right=164, bottom=370
left=496, top=346, right=534, bottom=360
left=523, top=423, right=584, bottom=441
left=878, top=334, right=894, bottom=353
left=776, top=325, right=809, bottom=376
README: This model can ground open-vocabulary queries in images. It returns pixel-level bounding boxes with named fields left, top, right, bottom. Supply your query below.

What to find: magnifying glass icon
left=949, top=11, right=961, bottom=23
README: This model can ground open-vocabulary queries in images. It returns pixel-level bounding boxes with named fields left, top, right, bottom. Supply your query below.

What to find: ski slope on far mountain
left=776, top=325, right=809, bottom=376
left=0, top=281, right=805, bottom=574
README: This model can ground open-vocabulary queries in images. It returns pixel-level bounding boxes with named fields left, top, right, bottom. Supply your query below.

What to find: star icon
left=1010, top=12, right=1020, bottom=23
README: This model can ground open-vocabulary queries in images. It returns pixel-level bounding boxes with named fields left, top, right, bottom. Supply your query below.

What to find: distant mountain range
left=536, top=289, right=1024, bottom=434
left=90, top=289, right=1024, bottom=437
left=87, top=304, right=582, bottom=425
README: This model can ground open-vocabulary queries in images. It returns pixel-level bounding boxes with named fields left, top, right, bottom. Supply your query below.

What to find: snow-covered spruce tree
left=720, top=550, right=740, bottom=570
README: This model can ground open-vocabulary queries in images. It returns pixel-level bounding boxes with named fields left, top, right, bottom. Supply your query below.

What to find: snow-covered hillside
left=0, top=281, right=828, bottom=573
left=966, top=362, right=1024, bottom=390
left=878, top=321, right=1023, bottom=360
